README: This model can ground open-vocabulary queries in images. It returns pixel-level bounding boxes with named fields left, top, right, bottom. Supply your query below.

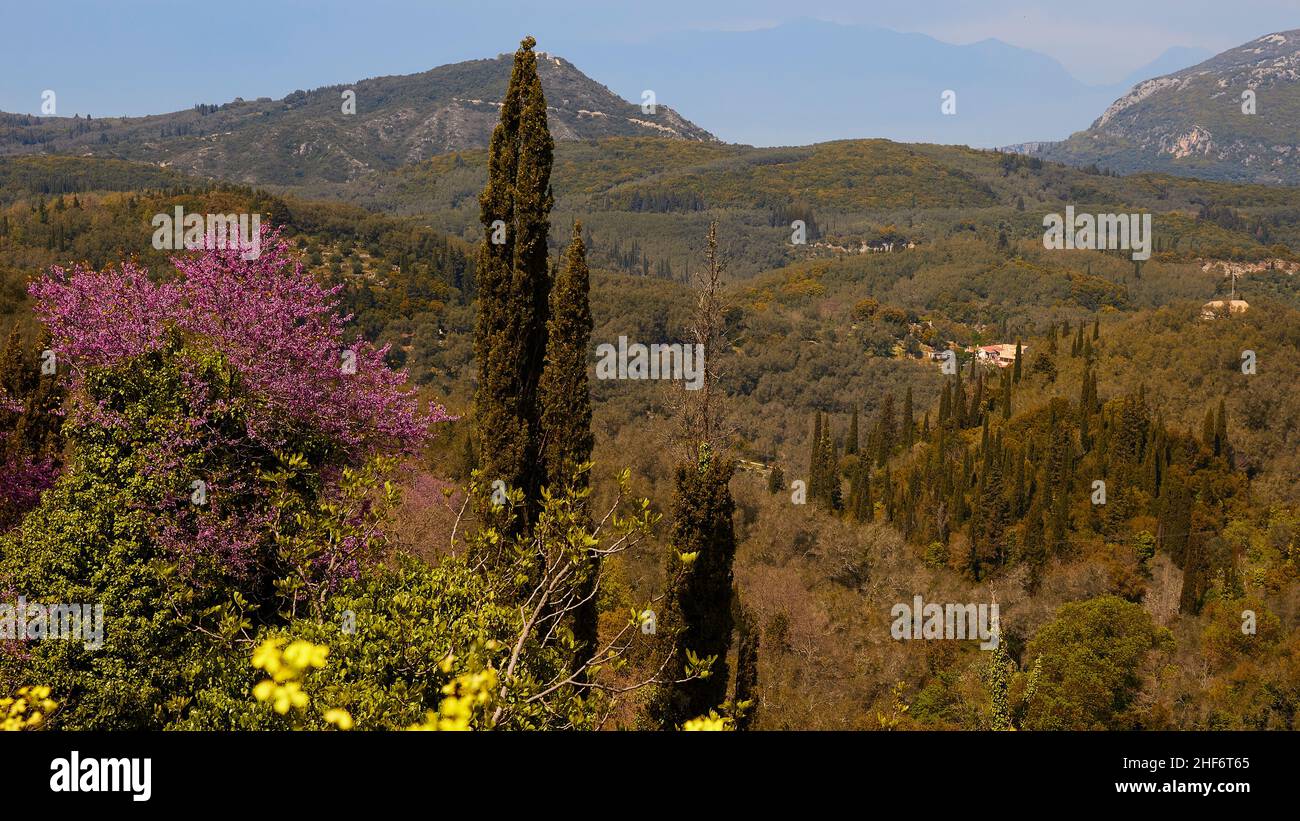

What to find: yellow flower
left=324, top=709, right=354, bottom=730
left=682, top=711, right=733, bottom=731
left=252, top=680, right=275, bottom=702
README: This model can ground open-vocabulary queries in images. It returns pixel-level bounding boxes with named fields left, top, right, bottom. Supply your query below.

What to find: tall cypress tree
left=809, top=412, right=823, bottom=501
left=1000, top=367, right=1012, bottom=420
left=875, top=393, right=896, bottom=468
left=848, top=459, right=872, bottom=522
left=650, top=447, right=737, bottom=727
left=846, top=406, right=859, bottom=455
left=651, top=224, right=738, bottom=728
left=902, top=387, right=915, bottom=449
left=1213, top=398, right=1227, bottom=458
left=474, top=35, right=554, bottom=531
left=733, top=600, right=760, bottom=731
left=1201, top=407, right=1216, bottom=453
left=540, top=221, right=593, bottom=490
left=826, top=430, right=843, bottom=510
left=539, top=220, right=597, bottom=663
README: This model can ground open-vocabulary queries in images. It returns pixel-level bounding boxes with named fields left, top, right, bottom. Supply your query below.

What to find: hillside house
left=1201, top=299, right=1249, bottom=320
left=972, top=343, right=1024, bottom=368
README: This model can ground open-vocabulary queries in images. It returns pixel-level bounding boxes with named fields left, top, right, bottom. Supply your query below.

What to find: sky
left=2, top=0, right=1296, bottom=122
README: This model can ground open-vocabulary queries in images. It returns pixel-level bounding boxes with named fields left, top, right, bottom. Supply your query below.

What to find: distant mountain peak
left=1011, top=29, right=1300, bottom=185
left=0, top=53, right=716, bottom=186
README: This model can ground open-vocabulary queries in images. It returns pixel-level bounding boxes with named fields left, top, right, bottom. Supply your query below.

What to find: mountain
left=1010, top=31, right=1300, bottom=184
left=546, top=19, right=1155, bottom=148
left=0, top=52, right=715, bottom=186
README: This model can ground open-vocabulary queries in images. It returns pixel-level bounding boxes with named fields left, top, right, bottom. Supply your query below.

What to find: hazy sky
left=2, top=0, right=1296, bottom=118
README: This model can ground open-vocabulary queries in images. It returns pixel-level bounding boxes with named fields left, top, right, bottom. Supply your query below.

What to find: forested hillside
left=1, top=38, right=1299, bottom=732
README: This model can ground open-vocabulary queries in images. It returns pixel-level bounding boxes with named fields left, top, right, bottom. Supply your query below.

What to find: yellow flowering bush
left=681, top=710, right=733, bottom=731
left=0, top=686, right=57, bottom=731
left=251, top=638, right=351, bottom=729
left=407, top=656, right=499, bottom=731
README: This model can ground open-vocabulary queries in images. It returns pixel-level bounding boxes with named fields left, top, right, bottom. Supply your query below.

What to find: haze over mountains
left=553, top=19, right=1212, bottom=148
left=2, top=21, right=1295, bottom=188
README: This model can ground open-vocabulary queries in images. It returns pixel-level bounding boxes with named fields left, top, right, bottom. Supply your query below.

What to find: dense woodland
left=1, top=38, right=1299, bottom=731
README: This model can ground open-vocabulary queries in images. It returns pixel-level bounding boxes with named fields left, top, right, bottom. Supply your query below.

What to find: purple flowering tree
left=27, top=226, right=451, bottom=602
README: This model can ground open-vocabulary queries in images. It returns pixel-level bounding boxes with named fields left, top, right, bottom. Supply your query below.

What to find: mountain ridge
left=0, top=51, right=716, bottom=187
left=1007, top=30, right=1300, bottom=184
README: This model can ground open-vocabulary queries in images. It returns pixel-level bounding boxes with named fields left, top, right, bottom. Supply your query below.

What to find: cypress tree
left=875, top=393, right=896, bottom=467
left=651, top=222, right=739, bottom=728
left=539, top=220, right=597, bottom=665
left=1180, top=534, right=1210, bottom=615
left=1213, top=398, right=1227, bottom=458
left=825, top=428, right=843, bottom=510
left=650, top=446, right=737, bottom=727
left=902, top=387, right=915, bottom=449
left=858, top=460, right=874, bottom=521
left=846, top=406, right=859, bottom=455
left=733, top=600, right=760, bottom=730
left=1201, top=408, right=1216, bottom=452
left=474, top=35, right=555, bottom=531
left=766, top=464, right=784, bottom=495
left=1012, top=339, right=1023, bottom=383
left=967, top=371, right=984, bottom=427
left=540, top=221, right=594, bottom=491
left=809, top=412, right=823, bottom=500
left=1000, top=367, right=1012, bottom=420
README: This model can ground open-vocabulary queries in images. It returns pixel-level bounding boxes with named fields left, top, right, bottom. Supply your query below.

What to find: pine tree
left=846, top=406, right=859, bottom=455
left=474, top=35, right=555, bottom=532
left=539, top=220, right=597, bottom=666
